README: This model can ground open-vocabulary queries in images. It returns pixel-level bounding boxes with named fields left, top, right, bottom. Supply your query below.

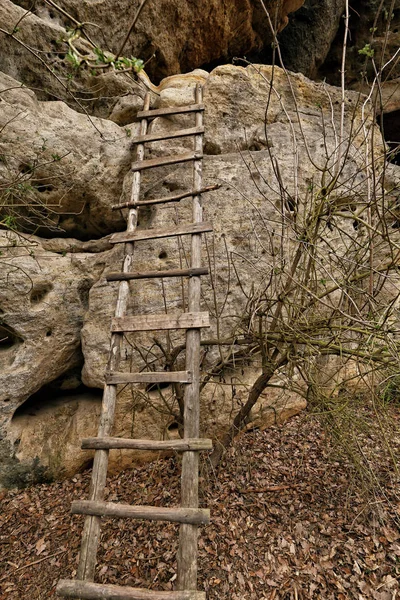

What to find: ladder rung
left=137, top=103, right=204, bottom=119
left=111, top=311, right=209, bottom=332
left=81, top=437, right=213, bottom=451
left=71, top=501, right=210, bottom=525
left=112, top=184, right=221, bottom=210
left=57, top=580, right=206, bottom=600
left=106, top=370, right=192, bottom=384
left=132, top=126, right=204, bottom=145
left=106, top=267, right=208, bottom=282
left=110, top=222, right=213, bottom=244
left=131, top=151, right=202, bottom=172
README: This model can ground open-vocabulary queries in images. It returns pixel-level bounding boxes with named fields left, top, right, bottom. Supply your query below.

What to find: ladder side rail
left=76, top=93, right=151, bottom=583
left=177, top=85, right=204, bottom=591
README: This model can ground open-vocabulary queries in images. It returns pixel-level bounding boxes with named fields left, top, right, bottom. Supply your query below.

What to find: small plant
left=358, top=43, right=374, bottom=58
left=379, top=376, right=400, bottom=405
left=64, top=29, right=144, bottom=75
left=65, top=50, right=80, bottom=69
left=1, top=215, right=17, bottom=229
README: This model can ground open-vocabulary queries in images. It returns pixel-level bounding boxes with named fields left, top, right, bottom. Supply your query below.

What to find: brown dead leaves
left=0, top=414, right=399, bottom=599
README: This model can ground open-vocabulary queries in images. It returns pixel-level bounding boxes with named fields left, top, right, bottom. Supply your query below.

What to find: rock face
left=1, top=0, right=304, bottom=117
left=252, top=0, right=400, bottom=155
left=1, top=59, right=396, bottom=487
left=8, top=387, right=103, bottom=486
left=2, top=0, right=398, bottom=106
left=319, top=0, right=400, bottom=87
left=0, top=71, right=131, bottom=239
left=267, top=0, right=346, bottom=78
left=0, top=231, right=108, bottom=486
left=0, top=0, right=145, bottom=117
left=83, top=64, right=380, bottom=386
left=82, top=64, right=384, bottom=467
left=0, top=232, right=107, bottom=408
left=13, top=0, right=304, bottom=79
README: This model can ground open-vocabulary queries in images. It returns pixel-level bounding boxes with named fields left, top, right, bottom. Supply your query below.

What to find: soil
left=0, top=414, right=399, bottom=600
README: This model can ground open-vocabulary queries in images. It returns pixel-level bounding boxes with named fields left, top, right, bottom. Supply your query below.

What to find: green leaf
left=358, top=44, right=374, bottom=59
left=65, top=51, right=81, bottom=68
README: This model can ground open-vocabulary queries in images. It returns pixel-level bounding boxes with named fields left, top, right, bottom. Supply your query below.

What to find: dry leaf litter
left=1, top=415, right=399, bottom=599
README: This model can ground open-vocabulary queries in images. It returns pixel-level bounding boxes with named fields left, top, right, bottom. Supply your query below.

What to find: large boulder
left=0, top=228, right=306, bottom=486
left=1, top=63, right=397, bottom=488
left=0, top=71, right=132, bottom=239
left=8, top=0, right=304, bottom=86
left=0, top=232, right=108, bottom=408
left=0, top=0, right=146, bottom=116
left=80, top=65, right=389, bottom=472
left=0, top=231, right=109, bottom=486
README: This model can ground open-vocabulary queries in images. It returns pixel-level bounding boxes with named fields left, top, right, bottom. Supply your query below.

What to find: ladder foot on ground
left=57, top=86, right=216, bottom=598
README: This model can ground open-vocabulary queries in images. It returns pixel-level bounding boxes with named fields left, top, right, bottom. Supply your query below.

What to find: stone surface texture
left=271, top=0, right=346, bottom=78
left=1, top=0, right=304, bottom=118
left=0, top=231, right=108, bottom=486
left=0, top=0, right=142, bottom=117
left=0, top=71, right=131, bottom=238
left=11, top=0, right=304, bottom=80
left=0, top=58, right=398, bottom=487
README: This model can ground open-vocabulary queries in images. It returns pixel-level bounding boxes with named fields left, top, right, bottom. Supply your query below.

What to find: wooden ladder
left=57, top=85, right=216, bottom=600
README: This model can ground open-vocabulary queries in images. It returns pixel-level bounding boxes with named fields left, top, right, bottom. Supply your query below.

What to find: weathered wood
left=81, top=438, right=213, bottom=451
left=75, top=93, right=151, bottom=584
left=177, top=83, right=204, bottom=592
left=132, top=126, right=204, bottom=145
left=131, top=152, right=202, bottom=172
left=106, top=267, right=208, bottom=282
left=136, top=103, right=204, bottom=119
left=72, top=501, right=210, bottom=525
left=105, top=370, right=192, bottom=384
left=111, top=312, right=210, bottom=333
left=65, top=87, right=212, bottom=598
left=110, top=222, right=213, bottom=244
left=111, top=184, right=221, bottom=210
left=57, top=580, right=206, bottom=600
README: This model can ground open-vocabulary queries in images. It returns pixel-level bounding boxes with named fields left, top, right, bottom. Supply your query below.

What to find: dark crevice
left=77, top=278, right=93, bottom=308
left=146, top=380, right=171, bottom=393
left=167, top=421, right=179, bottom=432
left=12, top=360, right=90, bottom=419
left=380, top=110, right=400, bottom=165
left=203, top=141, right=222, bottom=156
left=30, top=283, right=53, bottom=304
left=12, top=379, right=102, bottom=419
left=35, top=183, right=54, bottom=193
left=197, top=56, right=226, bottom=74
left=248, top=141, right=268, bottom=152
left=0, top=323, right=23, bottom=350
left=158, top=181, right=184, bottom=194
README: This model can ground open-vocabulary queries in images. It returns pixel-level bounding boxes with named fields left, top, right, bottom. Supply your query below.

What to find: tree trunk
left=209, top=365, right=277, bottom=467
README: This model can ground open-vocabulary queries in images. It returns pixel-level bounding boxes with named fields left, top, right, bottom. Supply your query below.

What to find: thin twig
left=1, top=550, right=66, bottom=578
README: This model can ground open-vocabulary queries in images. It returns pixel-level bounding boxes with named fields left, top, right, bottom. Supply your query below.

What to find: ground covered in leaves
left=1, top=415, right=399, bottom=600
